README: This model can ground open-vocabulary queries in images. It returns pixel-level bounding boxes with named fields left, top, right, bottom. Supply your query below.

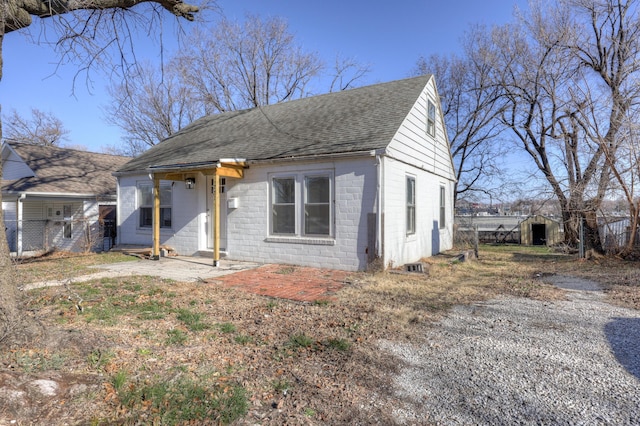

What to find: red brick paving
left=211, top=264, right=350, bottom=302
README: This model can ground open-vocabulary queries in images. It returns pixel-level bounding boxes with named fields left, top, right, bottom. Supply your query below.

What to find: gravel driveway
left=381, top=275, right=640, bottom=425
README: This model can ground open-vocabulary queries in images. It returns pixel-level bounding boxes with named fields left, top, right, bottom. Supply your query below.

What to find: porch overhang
left=147, top=159, right=247, bottom=266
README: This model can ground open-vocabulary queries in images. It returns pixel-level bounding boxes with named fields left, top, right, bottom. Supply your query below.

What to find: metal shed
left=520, top=215, right=563, bottom=246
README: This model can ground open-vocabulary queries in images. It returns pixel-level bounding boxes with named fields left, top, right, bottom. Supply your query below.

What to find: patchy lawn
left=1, top=246, right=638, bottom=424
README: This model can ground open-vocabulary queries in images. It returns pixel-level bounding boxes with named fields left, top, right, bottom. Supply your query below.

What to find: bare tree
left=0, top=0, right=203, bottom=346
left=487, top=0, right=640, bottom=252
left=4, top=108, right=70, bottom=146
left=328, top=53, right=371, bottom=92
left=105, top=14, right=328, bottom=154
left=412, top=30, right=505, bottom=206
left=104, top=59, right=203, bottom=155
left=176, top=14, right=323, bottom=113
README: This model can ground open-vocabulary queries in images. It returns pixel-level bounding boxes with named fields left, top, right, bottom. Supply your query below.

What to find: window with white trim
left=138, top=182, right=172, bottom=229
left=427, top=99, right=436, bottom=137
left=272, top=177, right=296, bottom=234
left=270, top=172, right=333, bottom=237
left=439, top=185, right=446, bottom=229
left=406, top=176, right=416, bottom=235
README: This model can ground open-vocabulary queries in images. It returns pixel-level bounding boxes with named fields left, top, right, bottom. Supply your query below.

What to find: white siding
left=1, top=148, right=34, bottom=181
left=381, top=157, right=454, bottom=268
left=2, top=202, right=17, bottom=251
left=117, top=175, right=201, bottom=255
left=385, top=75, right=455, bottom=182
left=4, top=199, right=102, bottom=253
left=118, top=157, right=378, bottom=271
left=226, top=158, right=377, bottom=271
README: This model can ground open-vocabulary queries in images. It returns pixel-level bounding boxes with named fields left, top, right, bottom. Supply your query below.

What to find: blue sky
left=1, top=0, right=527, bottom=153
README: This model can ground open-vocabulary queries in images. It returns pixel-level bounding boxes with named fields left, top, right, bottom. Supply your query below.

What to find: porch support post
left=16, top=195, right=24, bottom=256
left=152, top=175, right=161, bottom=260
left=213, top=173, right=220, bottom=267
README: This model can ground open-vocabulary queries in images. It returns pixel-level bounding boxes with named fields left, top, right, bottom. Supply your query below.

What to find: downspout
left=17, top=193, right=25, bottom=256
left=375, top=154, right=384, bottom=261
left=115, top=177, right=121, bottom=246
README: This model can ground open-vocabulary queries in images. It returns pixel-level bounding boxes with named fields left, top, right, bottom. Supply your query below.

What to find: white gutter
left=2, top=191, right=114, bottom=199
left=247, top=150, right=374, bottom=165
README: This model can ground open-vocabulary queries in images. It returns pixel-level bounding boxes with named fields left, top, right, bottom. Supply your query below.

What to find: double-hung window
left=439, top=185, right=446, bottom=229
left=406, top=176, right=416, bottom=235
left=305, top=176, right=331, bottom=235
left=270, top=172, right=333, bottom=237
left=272, top=177, right=296, bottom=234
left=138, top=182, right=172, bottom=229
left=427, top=100, right=436, bottom=137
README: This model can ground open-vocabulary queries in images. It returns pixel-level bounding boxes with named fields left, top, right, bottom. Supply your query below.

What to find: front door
left=206, top=176, right=227, bottom=251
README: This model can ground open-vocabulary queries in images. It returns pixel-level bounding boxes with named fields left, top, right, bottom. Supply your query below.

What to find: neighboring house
left=1, top=142, right=130, bottom=255
left=115, top=75, right=456, bottom=271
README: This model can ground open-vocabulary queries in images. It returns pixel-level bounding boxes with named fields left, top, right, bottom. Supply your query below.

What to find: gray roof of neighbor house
left=2, top=142, right=131, bottom=197
left=117, top=75, right=432, bottom=173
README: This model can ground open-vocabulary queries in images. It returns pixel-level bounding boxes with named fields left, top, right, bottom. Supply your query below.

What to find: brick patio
left=209, top=264, right=350, bottom=302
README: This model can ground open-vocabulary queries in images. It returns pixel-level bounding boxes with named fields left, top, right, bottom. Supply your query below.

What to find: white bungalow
left=114, top=76, right=456, bottom=271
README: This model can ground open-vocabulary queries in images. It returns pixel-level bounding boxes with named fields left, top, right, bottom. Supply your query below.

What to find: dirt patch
left=539, top=274, right=602, bottom=291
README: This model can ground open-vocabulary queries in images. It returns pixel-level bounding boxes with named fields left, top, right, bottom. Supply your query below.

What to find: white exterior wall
left=117, top=156, right=378, bottom=271
left=382, top=75, right=455, bottom=267
left=1, top=147, right=33, bottom=181
left=381, top=157, right=454, bottom=268
left=2, top=201, right=17, bottom=251
left=227, top=158, right=377, bottom=271
left=385, top=75, right=456, bottom=182
left=117, top=175, right=204, bottom=255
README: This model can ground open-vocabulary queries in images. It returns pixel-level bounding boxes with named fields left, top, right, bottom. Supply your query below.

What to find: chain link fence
left=3, top=218, right=116, bottom=256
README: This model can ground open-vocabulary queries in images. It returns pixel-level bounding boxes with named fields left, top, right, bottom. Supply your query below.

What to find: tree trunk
left=0, top=30, right=42, bottom=346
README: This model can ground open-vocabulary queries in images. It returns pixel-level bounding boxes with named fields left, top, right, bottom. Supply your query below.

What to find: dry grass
left=1, top=245, right=638, bottom=424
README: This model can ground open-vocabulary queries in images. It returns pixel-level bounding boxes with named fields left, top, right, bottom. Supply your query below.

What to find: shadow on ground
left=605, top=317, right=640, bottom=380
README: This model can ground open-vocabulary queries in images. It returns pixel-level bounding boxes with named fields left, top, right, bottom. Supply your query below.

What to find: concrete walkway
left=22, top=256, right=263, bottom=291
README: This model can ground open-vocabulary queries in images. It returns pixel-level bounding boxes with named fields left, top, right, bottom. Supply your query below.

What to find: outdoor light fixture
left=185, top=177, right=196, bottom=190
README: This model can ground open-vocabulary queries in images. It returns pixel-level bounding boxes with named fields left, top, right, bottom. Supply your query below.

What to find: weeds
left=166, top=329, right=188, bottom=345
left=234, top=334, right=253, bottom=345
left=112, top=373, right=248, bottom=425
left=176, top=308, right=209, bottom=331
left=288, top=333, right=314, bottom=349
left=87, top=348, right=115, bottom=371
left=14, top=350, right=66, bottom=372
left=218, top=322, right=237, bottom=333
left=273, top=379, right=290, bottom=393
left=324, top=338, right=351, bottom=351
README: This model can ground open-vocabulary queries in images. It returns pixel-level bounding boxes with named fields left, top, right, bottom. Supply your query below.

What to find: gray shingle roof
left=2, top=143, right=131, bottom=197
left=117, top=75, right=431, bottom=173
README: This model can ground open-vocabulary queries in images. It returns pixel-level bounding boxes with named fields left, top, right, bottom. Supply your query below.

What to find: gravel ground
left=381, top=277, right=640, bottom=425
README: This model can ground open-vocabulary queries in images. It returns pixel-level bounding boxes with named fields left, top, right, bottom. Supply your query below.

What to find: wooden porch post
left=213, top=173, right=220, bottom=267
left=152, top=175, right=160, bottom=260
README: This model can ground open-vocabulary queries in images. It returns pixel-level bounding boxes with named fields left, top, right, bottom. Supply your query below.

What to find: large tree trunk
left=0, top=30, right=42, bottom=346
left=0, top=208, right=42, bottom=346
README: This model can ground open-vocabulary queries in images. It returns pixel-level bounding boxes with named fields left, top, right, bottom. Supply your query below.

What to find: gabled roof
left=1, top=142, right=131, bottom=197
left=117, top=75, right=432, bottom=173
